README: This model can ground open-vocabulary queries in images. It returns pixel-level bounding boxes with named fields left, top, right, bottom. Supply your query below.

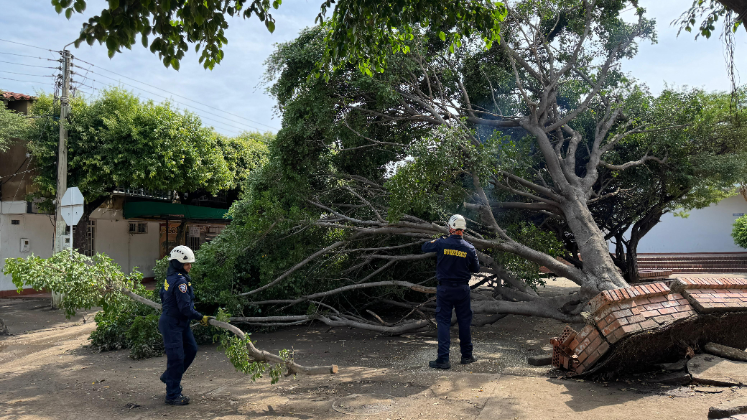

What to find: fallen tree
left=2, top=252, right=337, bottom=381
left=197, top=0, right=669, bottom=326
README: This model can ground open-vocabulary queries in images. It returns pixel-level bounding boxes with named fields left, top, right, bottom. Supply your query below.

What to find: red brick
left=614, top=309, right=634, bottom=318
left=626, top=315, right=646, bottom=324
left=670, top=312, right=692, bottom=320
left=653, top=314, right=675, bottom=324
left=645, top=303, right=664, bottom=310
left=576, top=350, right=589, bottom=364
left=648, top=296, right=666, bottom=304
left=620, top=323, right=642, bottom=335
left=609, top=328, right=625, bottom=344
left=569, top=339, right=580, bottom=350
left=659, top=307, right=677, bottom=315
left=602, top=320, right=622, bottom=337
left=596, top=340, right=610, bottom=355
left=640, top=310, right=660, bottom=318
left=639, top=319, right=658, bottom=330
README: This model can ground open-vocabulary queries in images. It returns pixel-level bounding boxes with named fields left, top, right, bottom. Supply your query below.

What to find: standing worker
left=159, top=245, right=212, bottom=405
left=422, top=214, right=480, bottom=369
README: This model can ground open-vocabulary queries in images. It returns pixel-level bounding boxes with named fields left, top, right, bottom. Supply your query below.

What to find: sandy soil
left=1, top=277, right=746, bottom=420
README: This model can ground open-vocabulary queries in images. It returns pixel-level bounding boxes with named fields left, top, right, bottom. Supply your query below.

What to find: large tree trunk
left=561, top=190, right=629, bottom=296
left=73, top=197, right=108, bottom=254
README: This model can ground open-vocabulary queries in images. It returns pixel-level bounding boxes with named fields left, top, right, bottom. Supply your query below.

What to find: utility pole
left=51, top=48, right=71, bottom=308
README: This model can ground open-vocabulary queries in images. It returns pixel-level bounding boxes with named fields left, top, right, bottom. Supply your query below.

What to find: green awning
left=123, top=202, right=231, bottom=221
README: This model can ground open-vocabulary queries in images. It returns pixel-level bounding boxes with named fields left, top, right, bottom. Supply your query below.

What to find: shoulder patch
left=178, top=283, right=187, bottom=293
left=188, top=282, right=191, bottom=286
left=430, top=240, right=436, bottom=243
left=164, top=280, right=169, bottom=291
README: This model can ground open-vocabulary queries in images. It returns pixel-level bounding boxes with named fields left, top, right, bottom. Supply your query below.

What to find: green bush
left=733, top=215, right=747, bottom=248
left=89, top=286, right=164, bottom=359
left=126, top=313, right=164, bottom=359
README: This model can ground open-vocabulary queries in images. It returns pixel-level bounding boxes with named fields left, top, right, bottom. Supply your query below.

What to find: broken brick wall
left=552, top=278, right=747, bottom=375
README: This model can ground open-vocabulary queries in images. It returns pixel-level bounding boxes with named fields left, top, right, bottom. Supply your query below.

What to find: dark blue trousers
left=435, top=283, right=473, bottom=362
left=159, top=315, right=198, bottom=399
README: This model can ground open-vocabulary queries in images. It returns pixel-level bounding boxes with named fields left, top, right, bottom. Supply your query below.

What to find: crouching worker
left=422, top=214, right=480, bottom=369
left=159, top=245, right=212, bottom=405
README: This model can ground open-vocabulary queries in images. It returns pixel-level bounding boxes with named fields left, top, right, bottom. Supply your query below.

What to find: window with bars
left=72, top=220, right=96, bottom=257
left=129, top=222, right=148, bottom=234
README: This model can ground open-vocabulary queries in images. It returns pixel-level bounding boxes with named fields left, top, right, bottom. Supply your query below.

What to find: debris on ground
left=704, top=343, right=747, bottom=362
left=527, top=355, right=553, bottom=366
left=708, top=397, right=747, bottom=419
left=688, top=354, right=747, bottom=387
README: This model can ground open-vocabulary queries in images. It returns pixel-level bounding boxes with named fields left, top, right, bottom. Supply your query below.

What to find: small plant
left=733, top=215, right=747, bottom=248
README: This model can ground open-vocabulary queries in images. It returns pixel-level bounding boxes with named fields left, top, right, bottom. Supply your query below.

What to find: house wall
left=0, top=201, right=161, bottom=292
left=612, top=195, right=747, bottom=253
left=0, top=211, right=55, bottom=291
left=94, top=218, right=160, bottom=277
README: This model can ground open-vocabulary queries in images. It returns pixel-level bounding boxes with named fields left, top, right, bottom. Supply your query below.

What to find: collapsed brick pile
left=552, top=277, right=747, bottom=375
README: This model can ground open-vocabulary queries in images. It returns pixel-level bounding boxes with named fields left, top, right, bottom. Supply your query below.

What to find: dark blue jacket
left=422, top=234, right=480, bottom=283
left=160, top=272, right=203, bottom=321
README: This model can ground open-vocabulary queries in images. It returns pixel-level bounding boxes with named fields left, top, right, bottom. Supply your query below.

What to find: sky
left=1, top=0, right=745, bottom=137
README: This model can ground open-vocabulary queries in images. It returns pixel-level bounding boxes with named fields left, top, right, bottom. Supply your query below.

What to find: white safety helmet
left=169, top=245, right=196, bottom=263
left=448, top=214, right=467, bottom=231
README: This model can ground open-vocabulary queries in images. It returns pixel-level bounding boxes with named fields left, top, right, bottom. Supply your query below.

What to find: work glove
left=200, top=315, right=214, bottom=327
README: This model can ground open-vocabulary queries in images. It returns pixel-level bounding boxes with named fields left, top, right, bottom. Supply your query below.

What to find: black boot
left=428, top=359, right=451, bottom=369
left=461, top=355, right=477, bottom=364
left=160, top=374, right=183, bottom=394
left=165, top=394, right=190, bottom=406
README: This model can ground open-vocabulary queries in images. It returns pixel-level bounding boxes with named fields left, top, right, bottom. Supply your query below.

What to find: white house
left=0, top=92, right=229, bottom=296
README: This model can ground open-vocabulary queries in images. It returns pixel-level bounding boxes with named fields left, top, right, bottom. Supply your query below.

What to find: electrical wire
left=0, top=76, right=52, bottom=84
left=0, top=70, right=56, bottom=78
left=0, top=38, right=60, bottom=52
left=0, top=51, right=60, bottom=61
left=75, top=68, right=262, bottom=134
left=72, top=56, right=280, bottom=131
left=0, top=60, right=59, bottom=69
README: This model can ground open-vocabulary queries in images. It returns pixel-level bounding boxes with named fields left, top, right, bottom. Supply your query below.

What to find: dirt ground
left=2, top=277, right=746, bottom=420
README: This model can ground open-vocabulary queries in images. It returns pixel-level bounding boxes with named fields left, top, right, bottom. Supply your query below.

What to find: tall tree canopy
left=0, top=98, right=28, bottom=151
left=53, top=0, right=506, bottom=73
left=182, top=0, right=747, bottom=331
left=25, top=87, right=268, bottom=250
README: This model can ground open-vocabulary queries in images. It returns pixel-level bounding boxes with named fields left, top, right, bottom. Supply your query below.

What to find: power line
left=0, top=70, right=56, bottom=78
left=77, top=68, right=265, bottom=133
left=0, top=76, right=52, bottom=84
left=72, top=56, right=280, bottom=131
left=0, top=38, right=60, bottom=53
left=0, top=60, right=59, bottom=69
left=0, top=51, right=60, bottom=61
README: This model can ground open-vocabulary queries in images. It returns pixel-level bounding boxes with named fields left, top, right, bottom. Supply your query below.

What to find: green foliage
left=3, top=251, right=142, bottom=318
left=317, top=0, right=506, bottom=77
left=126, top=313, right=164, bottom=359
left=153, top=256, right=169, bottom=284
left=219, top=335, right=289, bottom=384
left=494, top=223, right=564, bottom=289
left=52, top=0, right=504, bottom=73
left=386, top=125, right=503, bottom=221
left=0, top=100, right=28, bottom=151
left=25, top=88, right=233, bottom=208
left=89, top=289, right=165, bottom=359
left=675, top=0, right=742, bottom=39
left=732, top=214, right=747, bottom=249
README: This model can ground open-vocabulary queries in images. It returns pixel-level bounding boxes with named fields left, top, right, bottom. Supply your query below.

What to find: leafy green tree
left=0, top=97, right=28, bottom=151
left=52, top=0, right=505, bottom=73
left=25, top=87, right=232, bottom=250
left=733, top=214, right=747, bottom=248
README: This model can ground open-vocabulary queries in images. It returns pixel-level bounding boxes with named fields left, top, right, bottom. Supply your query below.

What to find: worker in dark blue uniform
left=158, top=245, right=212, bottom=405
left=422, top=214, right=480, bottom=369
